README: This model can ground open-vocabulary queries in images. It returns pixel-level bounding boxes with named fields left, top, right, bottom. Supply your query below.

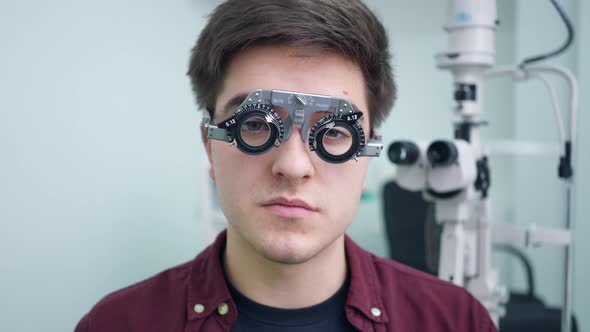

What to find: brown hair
left=187, top=0, right=396, bottom=129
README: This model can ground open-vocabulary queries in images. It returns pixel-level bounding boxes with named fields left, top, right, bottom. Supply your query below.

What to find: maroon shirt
left=75, top=230, right=497, bottom=332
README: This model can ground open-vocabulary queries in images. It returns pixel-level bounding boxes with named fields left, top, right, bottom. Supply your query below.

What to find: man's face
left=202, top=45, right=370, bottom=264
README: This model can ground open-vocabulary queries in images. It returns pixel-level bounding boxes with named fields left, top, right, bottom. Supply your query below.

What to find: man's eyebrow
left=220, top=93, right=249, bottom=117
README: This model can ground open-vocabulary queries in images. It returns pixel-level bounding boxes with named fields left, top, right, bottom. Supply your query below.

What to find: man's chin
left=260, top=248, right=317, bottom=265
left=256, top=235, right=320, bottom=265
left=228, top=219, right=330, bottom=265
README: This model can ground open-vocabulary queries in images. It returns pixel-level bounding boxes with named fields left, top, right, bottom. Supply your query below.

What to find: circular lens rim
left=315, top=123, right=360, bottom=163
left=234, top=110, right=278, bottom=155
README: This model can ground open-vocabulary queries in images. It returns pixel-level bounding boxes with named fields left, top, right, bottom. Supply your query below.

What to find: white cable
left=530, top=73, right=566, bottom=146
left=484, top=64, right=577, bottom=150
left=523, top=63, right=579, bottom=143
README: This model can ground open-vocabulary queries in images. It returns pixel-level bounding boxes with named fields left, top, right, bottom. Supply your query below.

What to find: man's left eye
left=324, top=127, right=350, bottom=139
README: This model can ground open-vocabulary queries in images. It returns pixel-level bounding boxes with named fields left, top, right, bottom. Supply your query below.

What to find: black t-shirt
left=229, top=279, right=356, bottom=332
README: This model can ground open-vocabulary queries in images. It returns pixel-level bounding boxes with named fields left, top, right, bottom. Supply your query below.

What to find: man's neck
left=223, top=228, right=348, bottom=309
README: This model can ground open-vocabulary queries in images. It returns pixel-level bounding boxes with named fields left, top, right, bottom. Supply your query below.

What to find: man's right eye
left=242, top=118, right=268, bottom=133
left=240, top=117, right=271, bottom=147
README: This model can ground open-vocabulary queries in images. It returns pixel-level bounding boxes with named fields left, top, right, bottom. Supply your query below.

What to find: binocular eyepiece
left=387, top=139, right=477, bottom=194
left=427, top=140, right=459, bottom=167
left=389, top=140, right=459, bottom=167
left=388, top=141, right=420, bottom=165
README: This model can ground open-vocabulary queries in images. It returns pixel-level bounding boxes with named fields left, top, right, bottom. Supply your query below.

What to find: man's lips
left=261, top=198, right=318, bottom=218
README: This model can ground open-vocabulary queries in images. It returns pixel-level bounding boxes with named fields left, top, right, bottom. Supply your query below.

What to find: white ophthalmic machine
left=387, top=1, right=579, bottom=331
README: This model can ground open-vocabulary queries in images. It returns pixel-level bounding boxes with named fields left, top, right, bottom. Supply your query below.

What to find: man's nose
left=270, top=126, right=315, bottom=181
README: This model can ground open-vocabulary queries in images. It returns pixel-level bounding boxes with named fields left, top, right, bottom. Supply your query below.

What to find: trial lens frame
left=203, top=89, right=383, bottom=163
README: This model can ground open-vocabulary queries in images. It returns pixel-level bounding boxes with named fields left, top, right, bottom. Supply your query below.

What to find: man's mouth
left=261, top=197, right=318, bottom=218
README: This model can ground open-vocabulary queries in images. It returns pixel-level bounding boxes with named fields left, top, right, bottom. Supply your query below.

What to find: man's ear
left=200, top=122, right=215, bottom=181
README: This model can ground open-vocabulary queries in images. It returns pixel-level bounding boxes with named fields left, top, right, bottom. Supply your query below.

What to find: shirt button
left=371, top=307, right=382, bottom=317
left=194, top=304, right=205, bottom=313
left=217, top=302, right=229, bottom=316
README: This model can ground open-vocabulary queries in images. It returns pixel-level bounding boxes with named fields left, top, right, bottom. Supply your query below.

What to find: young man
left=75, top=1, right=497, bottom=331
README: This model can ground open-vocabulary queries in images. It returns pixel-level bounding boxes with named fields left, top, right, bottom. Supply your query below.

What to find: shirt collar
left=187, top=230, right=236, bottom=326
left=186, top=230, right=389, bottom=326
left=344, top=234, right=390, bottom=324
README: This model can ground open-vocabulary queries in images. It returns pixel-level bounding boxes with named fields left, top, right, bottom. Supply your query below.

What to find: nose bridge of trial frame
left=251, top=89, right=355, bottom=142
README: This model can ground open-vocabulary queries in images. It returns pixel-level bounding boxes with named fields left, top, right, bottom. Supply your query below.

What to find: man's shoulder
left=77, top=260, right=194, bottom=331
left=368, top=254, right=496, bottom=331
left=74, top=235, right=229, bottom=332
left=372, top=254, right=462, bottom=293
left=97, top=260, right=193, bottom=305
left=95, top=260, right=193, bottom=308
left=371, top=253, right=476, bottom=304
left=346, top=236, right=483, bottom=311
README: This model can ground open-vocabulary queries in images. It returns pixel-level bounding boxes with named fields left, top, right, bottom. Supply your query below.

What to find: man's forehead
left=211, top=44, right=371, bottom=128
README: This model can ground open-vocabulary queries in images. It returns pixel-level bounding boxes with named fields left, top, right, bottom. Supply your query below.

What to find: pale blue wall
left=0, top=1, right=219, bottom=331
left=0, top=1, right=588, bottom=331
left=509, top=1, right=589, bottom=329
left=573, top=0, right=589, bottom=328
